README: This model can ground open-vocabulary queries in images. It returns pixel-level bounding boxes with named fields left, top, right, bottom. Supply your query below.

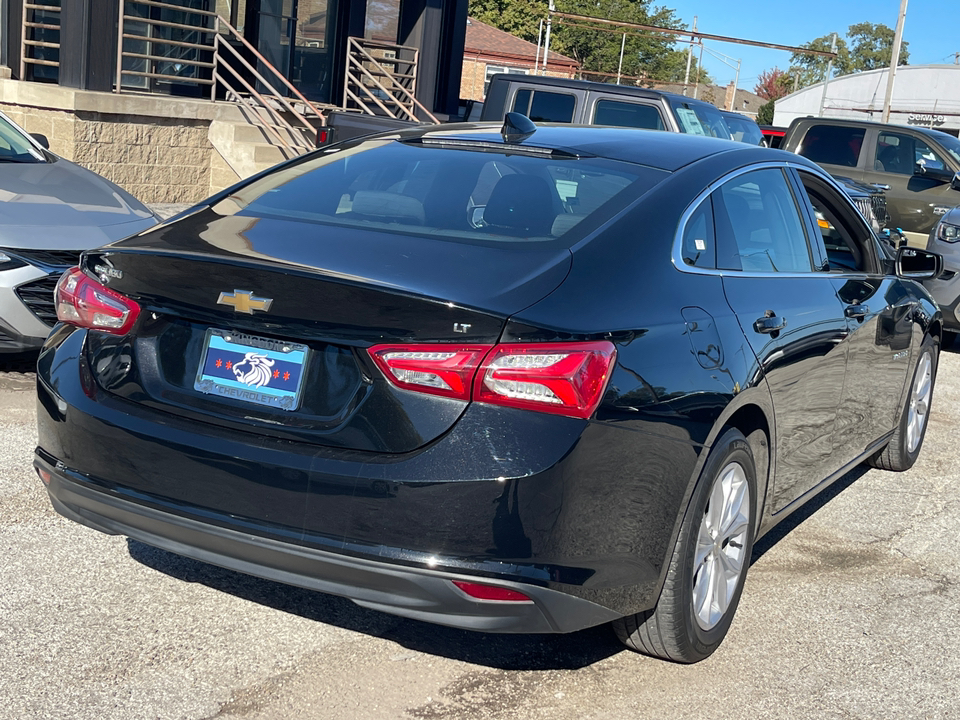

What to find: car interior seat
left=483, top=175, right=556, bottom=237
left=349, top=190, right=426, bottom=225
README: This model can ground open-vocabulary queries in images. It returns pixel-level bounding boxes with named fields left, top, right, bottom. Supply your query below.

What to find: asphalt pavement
left=1, top=347, right=958, bottom=720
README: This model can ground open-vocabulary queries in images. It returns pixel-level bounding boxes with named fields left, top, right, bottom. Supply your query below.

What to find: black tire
left=868, top=334, right=938, bottom=472
left=613, top=428, right=757, bottom=663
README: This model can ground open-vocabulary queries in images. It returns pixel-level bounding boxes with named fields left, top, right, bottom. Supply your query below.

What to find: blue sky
left=659, top=0, right=958, bottom=92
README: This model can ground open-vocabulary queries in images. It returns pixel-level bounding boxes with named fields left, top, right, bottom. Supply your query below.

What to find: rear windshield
left=724, top=115, right=763, bottom=145
left=219, top=139, right=664, bottom=246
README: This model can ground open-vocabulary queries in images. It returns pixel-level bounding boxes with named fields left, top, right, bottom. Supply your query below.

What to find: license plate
left=194, top=329, right=309, bottom=411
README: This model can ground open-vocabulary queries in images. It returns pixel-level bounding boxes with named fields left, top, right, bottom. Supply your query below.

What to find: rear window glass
left=797, top=125, right=865, bottom=168
left=219, top=139, right=663, bottom=246
left=724, top=115, right=763, bottom=145
left=513, top=89, right=576, bottom=123
left=593, top=100, right=665, bottom=131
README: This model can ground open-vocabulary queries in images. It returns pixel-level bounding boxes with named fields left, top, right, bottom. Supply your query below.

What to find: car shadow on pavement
left=126, top=464, right=873, bottom=669
left=127, top=539, right=626, bottom=670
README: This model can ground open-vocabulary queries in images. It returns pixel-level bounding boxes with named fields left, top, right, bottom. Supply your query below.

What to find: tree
left=467, top=0, right=710, bottom=84
left=468, top=0, right=544, bottom=44
left=788, top=34, right=851, bottom=88
left=847, top=22, right=909, bottom=71
left=754, top=67, right=792, bottom=100
left=787, top=22, right=909, bottom=90
left=757, top=99, right=775, bottom=126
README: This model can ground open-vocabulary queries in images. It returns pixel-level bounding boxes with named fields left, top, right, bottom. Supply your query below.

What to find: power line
left=549, top=11, right=838, bottom=58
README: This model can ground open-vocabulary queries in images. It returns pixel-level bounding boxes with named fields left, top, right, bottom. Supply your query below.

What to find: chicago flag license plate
left=195, top=329, right=309, bottom=411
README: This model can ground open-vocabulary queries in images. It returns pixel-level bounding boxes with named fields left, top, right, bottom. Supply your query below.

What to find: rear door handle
left=845, top=304, right=869, bottom=319
left=753, top=311, right=786, bottom=334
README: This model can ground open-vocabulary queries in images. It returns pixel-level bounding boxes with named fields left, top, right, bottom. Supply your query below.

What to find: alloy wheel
left=692, top=461, right=751, bottom=631
left=907, top=352, right=933, bottom=455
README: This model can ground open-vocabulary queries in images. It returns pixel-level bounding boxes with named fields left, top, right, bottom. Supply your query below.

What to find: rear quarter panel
left=502, top=163, right=776, bottom=611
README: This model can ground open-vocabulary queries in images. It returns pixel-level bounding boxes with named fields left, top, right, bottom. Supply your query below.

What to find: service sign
left=907, top=113, right=947, bottom=126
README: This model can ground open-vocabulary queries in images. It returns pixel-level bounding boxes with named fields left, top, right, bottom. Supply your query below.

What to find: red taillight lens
left=475, top=341, right=616, bottom=419
left=452, top=580, right=532, bottom=602
left=368, top=340, right=616, bottom=419
left=55, top=267, right=140, bottom=336
left=368, top=344, right=493, bottom=401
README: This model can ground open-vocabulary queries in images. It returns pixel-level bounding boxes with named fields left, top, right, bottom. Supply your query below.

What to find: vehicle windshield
left=724, top=115, right=763, bottom=145
left=668, top=99, right=732, bottom=139
left=0, top=113, right=45, bottom=163
left=217, top=138, right=665, bottom=246
left=935, top=132, right=960, bottom=166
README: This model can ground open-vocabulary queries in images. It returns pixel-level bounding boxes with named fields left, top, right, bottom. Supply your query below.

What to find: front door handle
left=753, top=311, right=786, bottom=334
left=845, top=304, right=870, bottom=319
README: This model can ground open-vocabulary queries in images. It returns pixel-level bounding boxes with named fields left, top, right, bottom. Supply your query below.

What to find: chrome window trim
left=672, top=160, right=874, bottom=279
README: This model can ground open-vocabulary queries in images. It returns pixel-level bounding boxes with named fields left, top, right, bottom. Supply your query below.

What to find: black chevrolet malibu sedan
left=36, top=119, right=943, bottom=663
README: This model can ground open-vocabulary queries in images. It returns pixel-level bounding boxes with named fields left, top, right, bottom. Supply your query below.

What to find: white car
left=0, top=111, right=158, bottom=353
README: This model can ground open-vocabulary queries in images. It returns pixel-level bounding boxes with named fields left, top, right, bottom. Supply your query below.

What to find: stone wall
left=73, top=113, right=213, bottom=204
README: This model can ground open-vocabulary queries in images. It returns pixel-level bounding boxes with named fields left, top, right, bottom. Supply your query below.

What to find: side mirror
left=952, top=171, right=960, bottom=191
left=896, top=246, right=943, bottom=280
left=29, top=133, right=50, bottom=149
left=915, top=159, right=954, bottom=183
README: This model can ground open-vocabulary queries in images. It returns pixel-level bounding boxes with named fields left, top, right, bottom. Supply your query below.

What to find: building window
left=484, top=65, right=528, bottom=97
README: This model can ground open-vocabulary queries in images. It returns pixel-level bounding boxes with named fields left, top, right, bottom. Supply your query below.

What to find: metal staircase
left=114, top=0, right=329, bottom=161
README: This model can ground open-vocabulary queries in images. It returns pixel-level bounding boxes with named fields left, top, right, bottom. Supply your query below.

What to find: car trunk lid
left=80, top=208, right=571, bottom=453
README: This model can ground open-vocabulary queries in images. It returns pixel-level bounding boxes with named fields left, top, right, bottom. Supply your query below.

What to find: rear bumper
left=38, top=454, right=620, bottom=633
left=36, top=326, right=704, bottom=631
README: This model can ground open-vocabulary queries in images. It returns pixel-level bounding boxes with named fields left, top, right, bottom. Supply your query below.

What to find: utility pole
left=694, top=40, right=704, bottom=99
left=728, top=58, right=741, bottom=111
left=617, top=33, right=626, bottom=84
left=882, top=0, right=908, bottom=123
left=817, top=32, right=837, bottom=117
left=542, top=0, right=554, bottom=76
left=683, top=16, right=696, bottom=96
left=534, top=19, right=544, bottom=74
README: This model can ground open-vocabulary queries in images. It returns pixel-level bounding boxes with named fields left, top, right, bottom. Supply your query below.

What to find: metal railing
left=115, top=0, right=217, bottom=91
left=212, top=17, right=326, bottom=156
left=20, top=0, right=60, bottom=80
left=344, top=37, right=437, bottom=123
left=115, top=0, right=327, bottom=158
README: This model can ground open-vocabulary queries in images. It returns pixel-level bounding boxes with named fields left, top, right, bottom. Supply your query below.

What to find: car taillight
left=475, top=342, right=616, bottom=419
left=368, top=344, right=493, bottom=401
left=368, top=341, right=616, bottom=419
left=55, top=267, right=140, bottom=335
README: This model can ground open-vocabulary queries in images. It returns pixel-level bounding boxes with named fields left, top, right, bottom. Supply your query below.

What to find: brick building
left=461, top=18, right=579, bottom=102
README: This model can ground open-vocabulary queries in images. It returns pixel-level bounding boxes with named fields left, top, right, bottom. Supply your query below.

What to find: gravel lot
left=1, top=344, right=958, bottom=720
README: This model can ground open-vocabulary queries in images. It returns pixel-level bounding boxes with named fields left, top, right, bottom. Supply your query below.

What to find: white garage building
left=774, top=64, right=960, bottom=136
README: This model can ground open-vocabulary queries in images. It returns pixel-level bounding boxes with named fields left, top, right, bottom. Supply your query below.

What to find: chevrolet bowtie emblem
left=217, top=290, right=274, bottom=314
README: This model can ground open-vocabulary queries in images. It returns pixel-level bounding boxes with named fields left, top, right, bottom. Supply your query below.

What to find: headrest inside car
left=351, top=191, right=426, bottom=225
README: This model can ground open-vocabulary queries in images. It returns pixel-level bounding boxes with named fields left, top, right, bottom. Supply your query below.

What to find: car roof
left=387, top=123, right=755, bottom=172
left=486, top=73, right=718, bottom=108
left=793, top=116, right=956, bottom=142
